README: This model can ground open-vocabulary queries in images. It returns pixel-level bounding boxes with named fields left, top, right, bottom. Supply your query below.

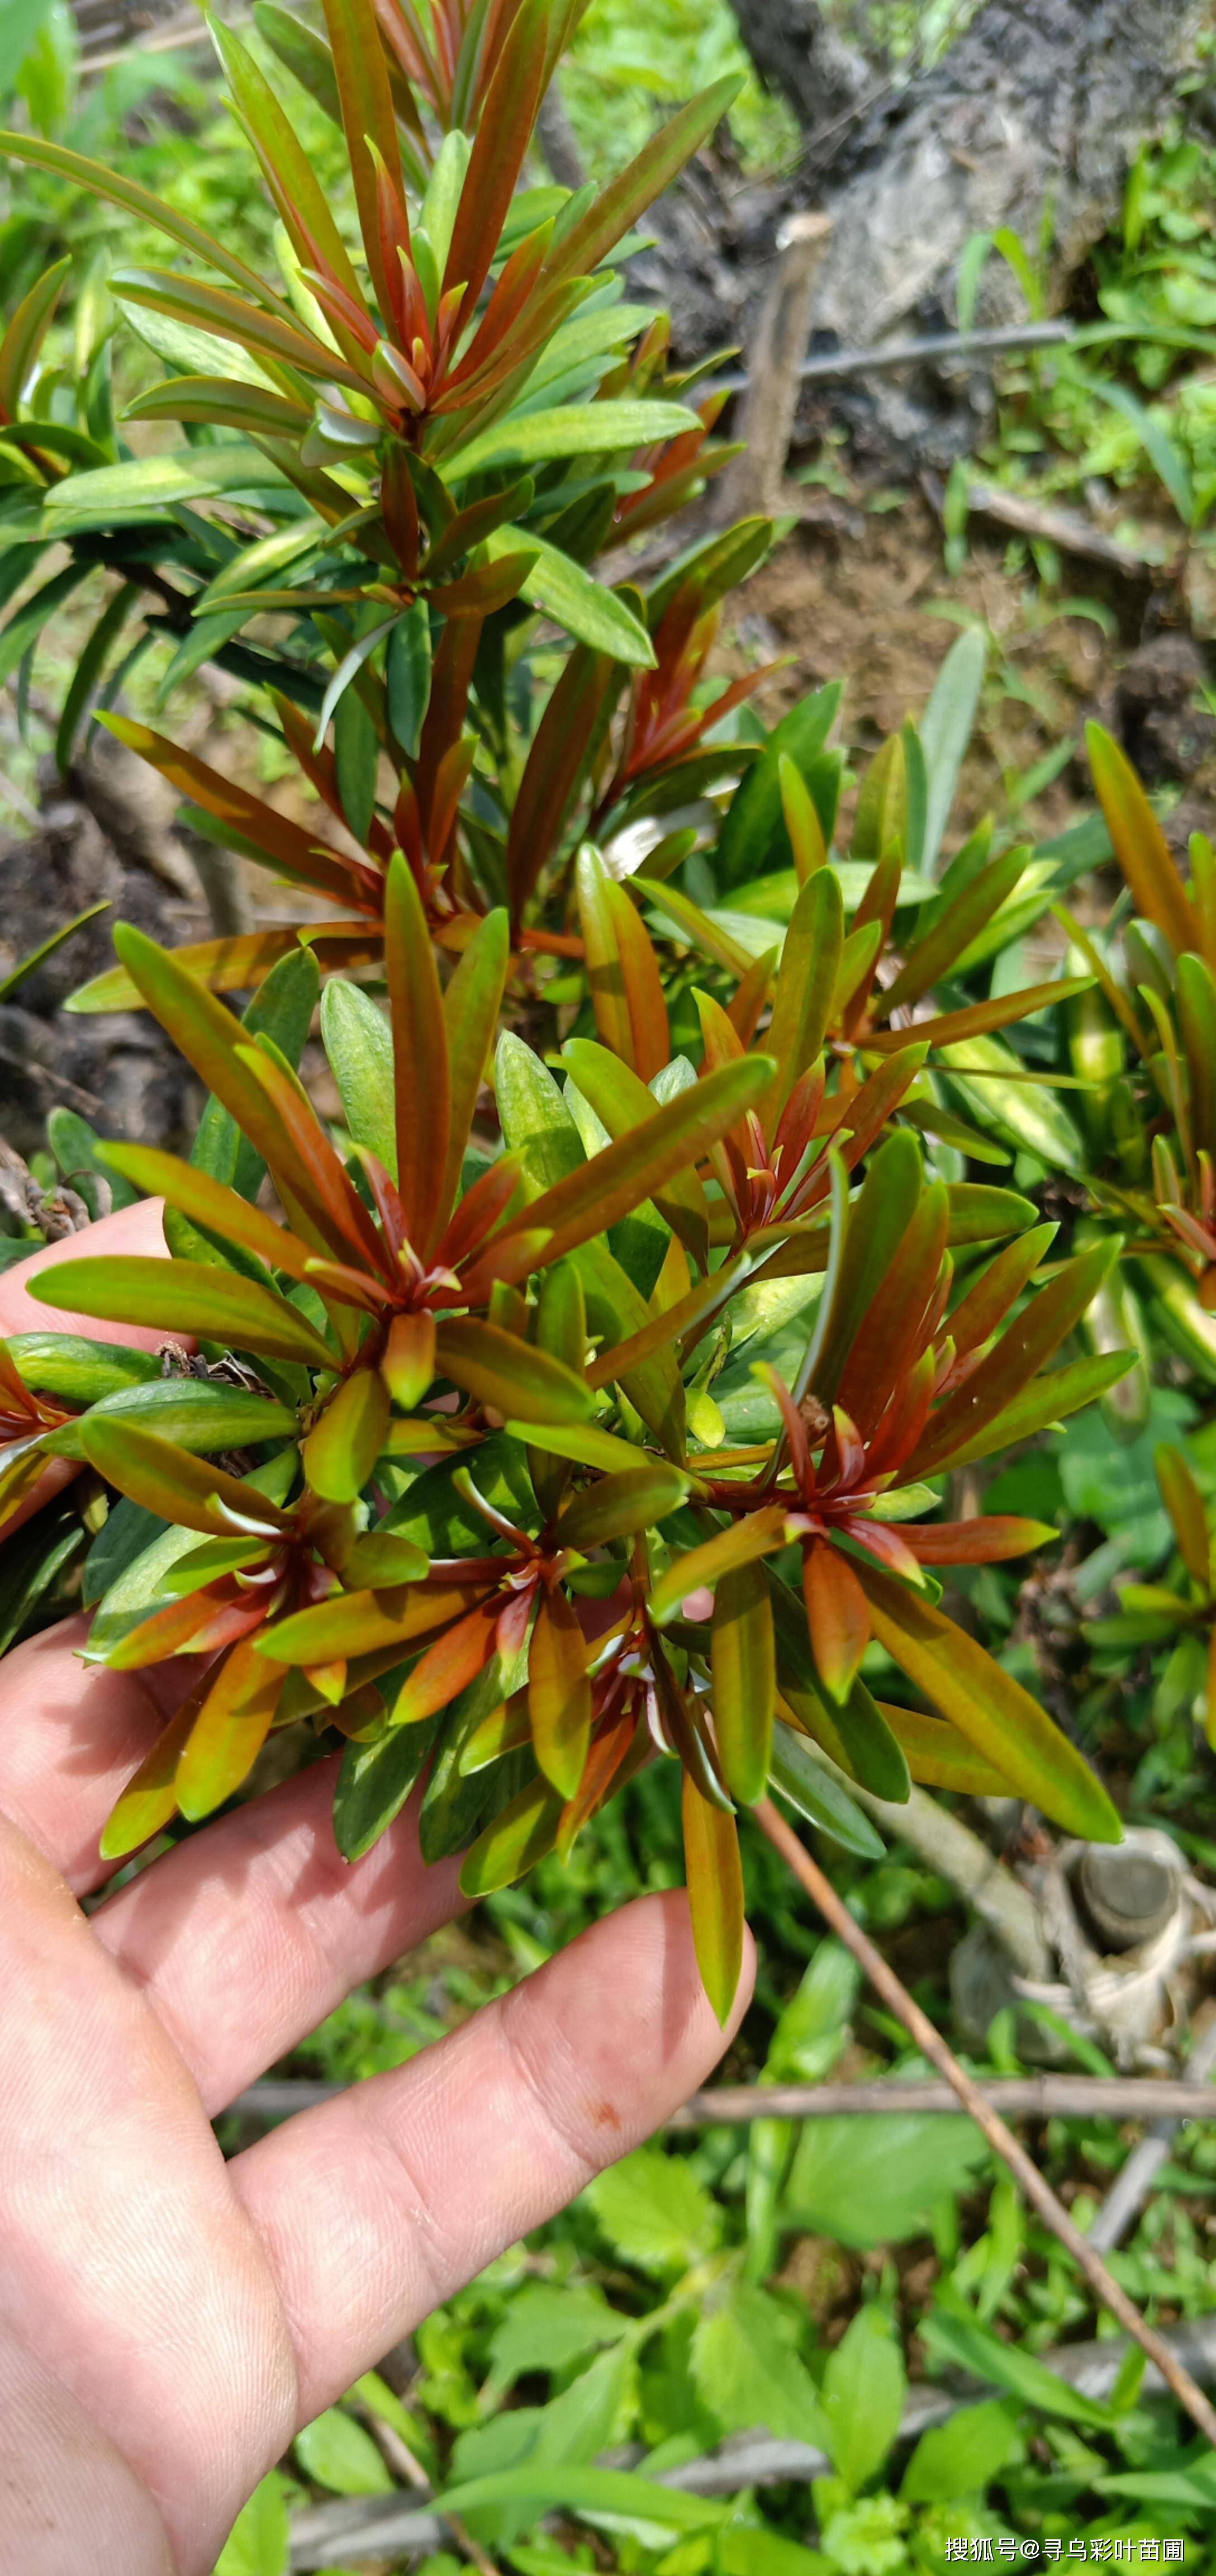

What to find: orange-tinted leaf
left=561, top=1035, right=709, bottom=1269
left=382, top=1309, right=437, bottom=1409
left=494, top=1057, right=775, bottom=1281
left=443, top=0, right=549, bottom=321
left=878, top=1702, right=1012, bottom=1797
left=68, top=924, right=380, bottom=1016
left=1087, top=721, right=1197, bottom=957
left=303, top=1367, right=391, bottom=1502
left=880, top=848, right=1029, bottom=1017
left=385, top=852, right=450, bottom=1257
left=528, top=1585, right=591, bottom=1797
left=862, top=979, right=1094, bottom=1055
left=441, top=909, right=510, bottom=1227
left=390, top=1598, right=503, bottom=1726
left=435, top=1318, right=592, bottom=1422
left=77, top=1414, right=295, bottom=1539
left=264, top=1581, right=484, bottom=1665
left=97, top=1142, right=343, bottom=1296
left=897, top=1515, right=1057, bottom=1564
left=857, top=1560, right=1122, bottom=1841
left=99, top=719, right=360, bottom=907
left=238, top=1038, right=392, bottom=1281
left=909, top=1237, right=1120, bottom=1479
left=835, top=1181, right=949, bottom=1438
left=544, top=77, right=741, bottom=292
left=711, top=1559, right=774, bottom=1805
left=682, top=1768, right=744, bottom=2026
left=175, top=1638, right=286, bottom=1820
left=109, top=924, right=355, bottom=1244
left=98, top=1678, right=212, bottom=1858
left=1155, top=1443, right=1211, bottom=1590
left=320, top=0, right=405, bottom=319
left=648, top=1503, right=788, bottom=1628
left=509, top=655, right=616, bottom=921
left=765, top=868, right=842, bottom=1122
left=803, top=1539, right=870, bottom=1704
left=945, top=1221, right=1057, bottom=1362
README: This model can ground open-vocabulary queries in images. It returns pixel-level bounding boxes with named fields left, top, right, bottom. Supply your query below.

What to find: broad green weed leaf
left=582, top=2148, right=720, bottom=2277
left=691, top=2277, right=829, bottom=2447
left=293, top=2403, right=395, bottom=2494
left=213, top=2468, right=290, bottom=2576
left=821, top=2304, right=906, bottom=2493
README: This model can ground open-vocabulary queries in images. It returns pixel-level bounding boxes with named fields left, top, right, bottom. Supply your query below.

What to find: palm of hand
left=0, top=1212, right=750, bottom=2575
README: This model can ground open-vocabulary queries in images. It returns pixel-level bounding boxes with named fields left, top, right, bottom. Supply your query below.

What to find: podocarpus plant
left=2, top=830, right=1127, bottom=2022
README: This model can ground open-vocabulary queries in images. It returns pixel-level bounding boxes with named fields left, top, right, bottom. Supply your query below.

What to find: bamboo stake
left=752, top=1794, right=1216, bottom=2452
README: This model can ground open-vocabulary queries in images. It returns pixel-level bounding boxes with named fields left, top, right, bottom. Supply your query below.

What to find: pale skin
left=0, top=1204, right=754, bottom=2574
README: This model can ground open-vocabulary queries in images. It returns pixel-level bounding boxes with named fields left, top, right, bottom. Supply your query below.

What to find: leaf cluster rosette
left=13, top=851, right=1127, bottom=2016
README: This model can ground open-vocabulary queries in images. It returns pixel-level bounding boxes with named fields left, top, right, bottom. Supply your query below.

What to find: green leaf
left=764, top=868, right=843, bottom=1115
left=557, top=1461, right=687, bottom=1549
left=386, top=600, right=433, bottom=760
left=711, top=1560, right=775, bottom=1806
left=0, top=255, right=69, bottom=417
left=821, top=2305, right=905, bottom=2493
left=497, top=1029, right=586, bottom=1197
left=918, top=2308, right=1115, bottom=2429
left=768, top=1722, right=885, bottom=1859
left=302, top=1368, right=390, bottom=1503
left=449, top=400, right=697, bottom=479
left=293, top=2405, right=395, bottom=2496
left=900, top=2399, right=1020, bottom=2504
left=692, top=2278, right=829, bottom=2447
left=0, top=130, right=289, bottom=311
left=442, top=910, right=510, bottom=1223
left=436, top=1319, right=592, bottom=1422
left=458, top=1773, right=564, bottom=1895
left=683, top=1772, right=744, bottom=2026
left=6, top=1333, right=158, bottom=1403
left=582, top=2147, right=721, bottom=2277
left=434, top=2465, right=723, bottom=2536
left=716, top=685, right=843, bottom=892
left=544, top=74, right=742, bottom=290
left=213, top=2468, right=291, bottom=2576
left=918, top=627, right=986, bottom=877
left=788, top=2109, right=988, bottom=2250
left=320, top=978, right=396, bottom=1176
left=45, top=1380, right=294, bottom=1459
left=486, top=525, right=656, bottom=666
left=487, top=2284, right=628, bottom=2392
left=32, top=1257, right=336, bottom=1370
left=42, top=446, right=289, bottom=533
left=0, top=560, right=93, bottom=686
left=1086, top=375, right=1196, bottom=525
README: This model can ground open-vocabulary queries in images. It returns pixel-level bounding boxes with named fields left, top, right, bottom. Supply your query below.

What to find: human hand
left=0, top=1213, right=754, bottom=2575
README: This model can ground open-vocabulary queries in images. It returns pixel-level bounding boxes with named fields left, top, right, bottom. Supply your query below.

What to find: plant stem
left=752, top=1795, right=1216, bottom=2452
left=671, top=2073, right=1216, bottom=2123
